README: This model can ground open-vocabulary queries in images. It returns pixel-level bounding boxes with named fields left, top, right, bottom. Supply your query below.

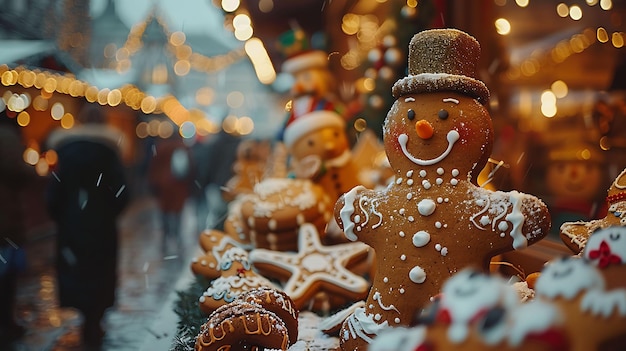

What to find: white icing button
left=394, top=318, right=401, bottom=324
left=409, top=266, right=426, bottom=284
left=383, top=277, right=389, bottom=283
left=418, top=199, right=436, bottom=216
left=406, top=170, right=414, bottom=177
left=399, top=288, right=405, bottom=294
left=440, top=247, right=448, bottom=256
left=408, top=216, right=415, bottom=222
left=399, top=231, right=406, bottom=237
left=407, top=193, right=413, bottom=200
left=422, top=180, right=432, bottom=189
left=399, top=208, right=406, bottom=215
left=437, top=197, right=444, bottom=203
left=437, top=167, right=444, bottom=175
left=450, top=179, right=459, bottom=186
left=407, top=179, right=414, bottom=186
left=354, top=214, right=361, bottom=223
left=412, top=231, right=431, bottom=247
left=436, top=178, right=443, bottom=185
left=435, top=243, right=442, bottom=251
left=396, top=178, right=403, bottom=184
left=435, top=221, right=442, bottom=229
left=452, top=169, right=460, bottom=177
left=268, top=219, right=277, bottom=231
left=419, top=170, right=427, bottom=177
left=400, top=254, right=407, bottom=260
left=480, top=215, right=490, bottom=226
left=498, top=221, right=509, bottom=231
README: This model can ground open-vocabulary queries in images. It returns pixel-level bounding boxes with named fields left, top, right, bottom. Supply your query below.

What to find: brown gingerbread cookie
left=240, top=177, right=333, bottom=251
left=198, top=247, right=275, bottom=314
left=368, top=269, right=567, bottom=351
left=561, top=167, right=626, bottom=254
left=190, top=229, right=251, bottom=280
left=235, top=287, right=299, bottom=345
left=582, top=225, right=626, bottom=290
left=534, top=255, right=626, bottom=351
left=195, top=302, right=290, bottom=351
left=333, top=28, right=551, bottom=351
left=249, top=223, right=371, bottom=311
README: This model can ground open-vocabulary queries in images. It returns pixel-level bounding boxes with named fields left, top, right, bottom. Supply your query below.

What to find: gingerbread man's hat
left=392, top=28, right=490, bottom=105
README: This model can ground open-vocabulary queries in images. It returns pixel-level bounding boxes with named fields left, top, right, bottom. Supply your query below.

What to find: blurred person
left=148, top=132, right=194, bottom=254
left=0, top=110, right=35, bottom=346
left=198, top=127, right=240, bottom=231
left=45, top=104, right=129, bottom=348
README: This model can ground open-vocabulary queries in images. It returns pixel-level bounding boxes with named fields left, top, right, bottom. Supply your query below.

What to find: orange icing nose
left=415, top=119, right=434, bottom=139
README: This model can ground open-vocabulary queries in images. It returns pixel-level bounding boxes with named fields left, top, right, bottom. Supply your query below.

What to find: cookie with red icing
left=534, top=255, right=626, bottom=351
left=582, top=225, right=626, bottom=290
left=333, top=28, right=551, bottom=351
left=198, top=247, right=276, bottom=314
left=190, top=229, right=252, bottom=279
left=561, top=167, right=626, bottom=254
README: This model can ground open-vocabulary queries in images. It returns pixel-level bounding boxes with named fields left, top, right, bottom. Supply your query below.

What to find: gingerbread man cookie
left=333, top=28, right=551, bottom=350
left=198, top=247, right=276, bottom=314
left=561, top=167, right=626, bottom=254
left=190, top=229, right=252, bottom=280
left=249, top=223, right=371, bottom=311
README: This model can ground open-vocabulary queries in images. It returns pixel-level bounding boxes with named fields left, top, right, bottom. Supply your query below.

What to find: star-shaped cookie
left=249, top=223, right=371, bottom=310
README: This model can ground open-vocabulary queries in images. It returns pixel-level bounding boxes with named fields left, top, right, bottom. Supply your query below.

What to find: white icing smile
left=398, top=130, right=460, bottom=166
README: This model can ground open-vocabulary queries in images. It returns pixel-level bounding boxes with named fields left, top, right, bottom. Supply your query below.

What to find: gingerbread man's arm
left=334, top=185, right=378, bottom=242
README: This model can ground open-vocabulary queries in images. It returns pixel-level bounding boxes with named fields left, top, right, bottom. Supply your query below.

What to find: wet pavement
left=6, top=194, right=202, bottom=351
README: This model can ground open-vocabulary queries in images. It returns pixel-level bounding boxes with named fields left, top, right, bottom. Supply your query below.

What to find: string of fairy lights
left=494, top=0, right=624, bottom=119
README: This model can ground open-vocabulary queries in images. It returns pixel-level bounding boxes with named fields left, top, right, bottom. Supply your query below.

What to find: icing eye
left=479, top=306, right=506, bottom=333
left=438, top=109, right=449, bottom=120
left=468, top=270, right=480, bottom=279
left=610, top=232, right=621, bottom=241
left=407, top=109, right=416, bottom=120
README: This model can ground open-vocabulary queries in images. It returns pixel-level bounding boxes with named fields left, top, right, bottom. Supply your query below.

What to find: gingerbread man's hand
left=293, top=154, right=323, bottom=179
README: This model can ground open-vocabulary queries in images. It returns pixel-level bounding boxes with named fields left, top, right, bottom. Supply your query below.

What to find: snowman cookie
left=582, top=225, right=626, bottom=290
left=534, top=255, right=626, bottom=351
left=561, top=167, right=626, bottom=254
left=333, top=28, right=551, bottom=350
left=369, top=269, right=567, bottom=351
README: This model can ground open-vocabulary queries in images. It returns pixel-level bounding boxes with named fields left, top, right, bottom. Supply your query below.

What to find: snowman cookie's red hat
left=392, top=28, right=490, bottom=105
left=282, top=50, right=329, bottom=74
left=282, top=109, right=345, bottom=148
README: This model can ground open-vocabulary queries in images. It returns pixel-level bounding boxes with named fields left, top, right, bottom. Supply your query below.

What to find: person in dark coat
left=148, top=133, right=194, bottom=254
left=45, top=104, right=129, bottom=347
left=0, top=110, right=36, bottom=346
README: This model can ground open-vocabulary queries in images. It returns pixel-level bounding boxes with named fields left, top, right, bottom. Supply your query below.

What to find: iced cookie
left=198, top=247, right=275, bottom=314
left=582, top=226, right=626, bottom=290
left=369, top=270, right=566, bottom=351
left=195, top=301, right=290, bottom=351
left=334, top=28, right=551, bottom=350
left=235, top=287, right=299, bottom=345
left=249, top=223, right=371, bottom=310
left=240, top=177, right=332, bottom=251
left=534, top=255, right=626, bottom=351
left=561, top=167, right=626, bottom=254
left=191, top=229, right=251, bottom=279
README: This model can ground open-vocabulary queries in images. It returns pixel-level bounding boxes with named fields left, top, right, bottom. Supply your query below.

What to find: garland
left=171, top=276, right=210, bottom=351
